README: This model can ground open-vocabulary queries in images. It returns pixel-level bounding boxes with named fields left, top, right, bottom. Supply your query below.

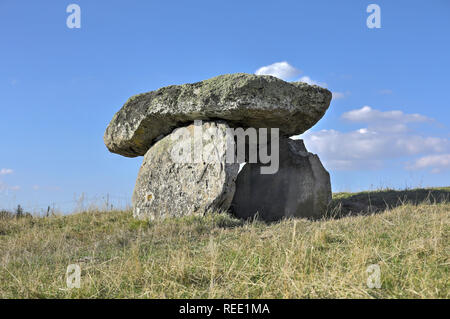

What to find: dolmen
left=104, top=73, right=332, bottom=221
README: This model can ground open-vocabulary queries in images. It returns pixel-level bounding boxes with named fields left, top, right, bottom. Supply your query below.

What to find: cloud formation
left=379, top=89, right=393, bottom=95
left=0, top=168, right=20, bottom=194
left=255, top=61, right=328, bottom=87
left=332, top=92, right=346, bottom=100
left=342, top=106, right=430, bottom=124
left=255, top=61, right=301, bottom=80
left=0, top=168, right=13, bottom=175
left=295, top=107, right=449, bottom=171
left=407, top=154, right=450, bottom=173
left=255, top=61, right=348, bottom=99
left=298, top=76, right=327, bottom=87
left=0, top=181, right=20, bottom=194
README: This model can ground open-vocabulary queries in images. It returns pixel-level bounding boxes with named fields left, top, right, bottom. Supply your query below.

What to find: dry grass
left=0, top=190, right=449, bottom=298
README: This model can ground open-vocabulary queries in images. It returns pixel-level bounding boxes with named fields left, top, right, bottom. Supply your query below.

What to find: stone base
left=230, top=137, right=331, bottom=221
left=132, top=121, right=239, bottom=220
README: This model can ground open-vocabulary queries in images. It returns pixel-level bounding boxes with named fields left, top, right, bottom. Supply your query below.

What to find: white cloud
left=297, top=76, right=327, bottom=87
left=0, top=181, right=20, bottom=194
left=255, top=62, right=330, bottom=89
left=407, top=154, right=450, bottom=173
left=332, top=92, right=346, bottom=100
left=294, top=107, right=449, bottom=171
left=0, top=169, right=20, bottom=194
left=255, top=61, right=301, bottom=80
left=379, top=89, right=393, bottom=95
left=0, top=168, right=13, bottom=175
left=341, top=106, right=430, bottom=124
left=31, top=185, right=61, bottom=192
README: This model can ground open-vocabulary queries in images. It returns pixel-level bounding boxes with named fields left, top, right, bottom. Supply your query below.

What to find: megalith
left=230, top=138, right=331, bottom=221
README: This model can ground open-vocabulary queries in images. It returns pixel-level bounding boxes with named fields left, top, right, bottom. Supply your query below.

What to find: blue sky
left=1, top=0, right=449, bottom=213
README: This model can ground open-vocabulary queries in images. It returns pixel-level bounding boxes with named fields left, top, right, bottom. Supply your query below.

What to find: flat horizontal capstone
left=104, top=73, right=332, bottom=157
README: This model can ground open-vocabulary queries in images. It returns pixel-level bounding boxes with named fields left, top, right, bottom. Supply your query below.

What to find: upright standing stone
left=132, top=121, right=239, bottom=220
left=230, top=138, right=331, bottom=221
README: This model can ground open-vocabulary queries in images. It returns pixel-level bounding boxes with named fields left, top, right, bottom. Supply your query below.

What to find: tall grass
left=0, top=189, right=448, bottom=298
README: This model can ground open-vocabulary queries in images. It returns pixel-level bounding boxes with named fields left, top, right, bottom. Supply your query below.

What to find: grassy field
left=0, top=188, right=449, bottom=298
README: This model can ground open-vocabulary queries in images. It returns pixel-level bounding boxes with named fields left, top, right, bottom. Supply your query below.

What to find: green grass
left=0, top=188, right=448, bottom=298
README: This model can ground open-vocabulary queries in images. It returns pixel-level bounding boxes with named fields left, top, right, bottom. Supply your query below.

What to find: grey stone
left=230, top=138, right=331, bottom=221
left=104, top=73, right=332, bottom=157
left=132, top=121, right=239, bottom=220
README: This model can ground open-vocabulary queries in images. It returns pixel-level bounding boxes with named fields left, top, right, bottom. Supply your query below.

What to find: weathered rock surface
left=230, top=138, right=331, bottom=221
left=132, top=121, right=239, bottom=220
left=104, top=73, right=332, bottom=157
